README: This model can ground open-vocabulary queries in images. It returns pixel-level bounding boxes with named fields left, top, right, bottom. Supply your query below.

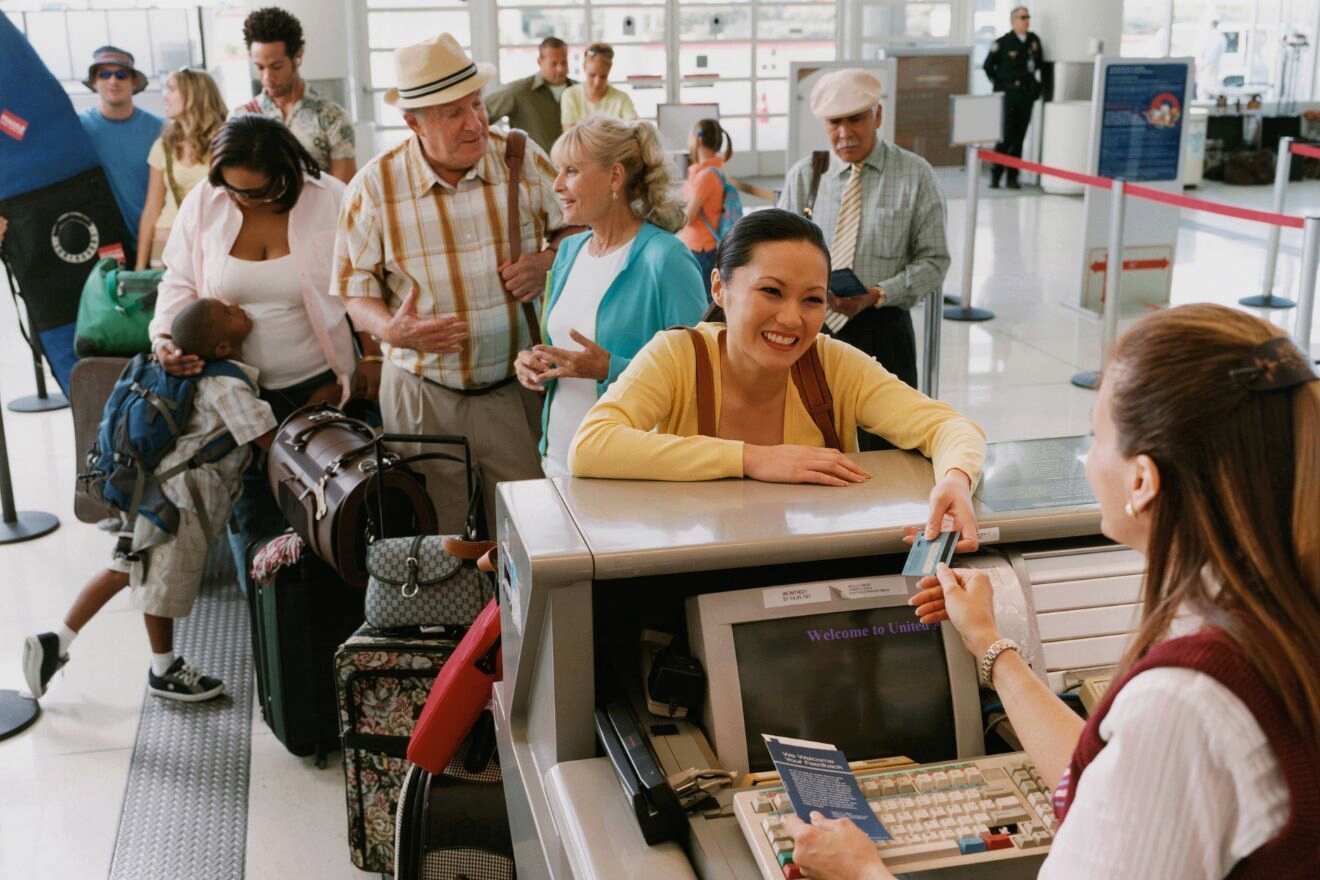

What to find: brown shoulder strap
left=163, top=146, right=185, bottom=209
left=790, top=343, right=842, bottom=451
left=682, top=327, right=717, bottom=437
left=804, top=150, right=831, bottom=219
left=504, top=130, right=542, bottom=345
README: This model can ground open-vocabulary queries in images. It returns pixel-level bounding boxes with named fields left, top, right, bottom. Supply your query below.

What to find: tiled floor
left=1, top=174, right=1317, bottom=878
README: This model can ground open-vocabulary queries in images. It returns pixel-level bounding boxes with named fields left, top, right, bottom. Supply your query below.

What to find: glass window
left=497, top=8, right=586, bottom=47
left=680, top=44, right=752, bottom=79
left=24, top=12, right=74, bottom=81
left=617, top=81, right=664, bottom=119
left=368, top=10, right=469, bottom=50
left=147, top=10, right=195, bottom=76
left=680, top=79, right=753, bottom=115
left=756, top=114, right=788, bottom=151
left=757, top=41, right=835, bottom=78
left=591, top=7, right=667, bottom=43
left=721, top=116, right=753, bottom=154
left=497, top=46, right=541, bottom=82
left=756, top=79, right=789, bottom=116
left=904, top=2, right=953, bottom=39
left=679, top=6, right=752, bottom=41
left=756, top=5, right=836, bottom=41
left=1122, top=0, right=1173, bottom=56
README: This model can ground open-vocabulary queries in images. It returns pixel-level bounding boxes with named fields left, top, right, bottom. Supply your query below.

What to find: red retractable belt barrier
left=976, top=148, right=1304, bottom=229
left=1289, top=141, right=1320, bottom=161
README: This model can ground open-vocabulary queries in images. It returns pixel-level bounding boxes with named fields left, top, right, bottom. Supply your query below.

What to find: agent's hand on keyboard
left=783, top=811, right=896, bottom=880
left=910, top=564, right=1001, bottom=657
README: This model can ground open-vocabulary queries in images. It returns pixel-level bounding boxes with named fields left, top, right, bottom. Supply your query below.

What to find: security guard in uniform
left=983, top=6, right=1044, bottom=189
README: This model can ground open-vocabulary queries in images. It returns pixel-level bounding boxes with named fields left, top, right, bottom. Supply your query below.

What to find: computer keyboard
left=733, top=752, right=1056, bottom=878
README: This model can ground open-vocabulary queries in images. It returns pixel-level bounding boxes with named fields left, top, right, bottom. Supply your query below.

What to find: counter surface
left=547, top=436, right=1099, bottom=580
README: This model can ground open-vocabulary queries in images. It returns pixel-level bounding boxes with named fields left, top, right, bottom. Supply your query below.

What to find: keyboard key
left=782, top=863, right=802, bottom=879
left=981, top=832, right=1014, bottom=851
left=753, top=795, right=774, bottom=813
left=777, top=849, right=794, bottom=866
left=957, top=834, right=987, bottom=855
left=772, top=794, right=792, bottom=813
left=879, top=839, right=962, bottom=865
left=931, top=771, right=950, bottom=790
left=773, top=839, right=793, bottom=855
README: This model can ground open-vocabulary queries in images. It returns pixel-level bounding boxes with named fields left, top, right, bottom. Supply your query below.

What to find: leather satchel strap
left=805, top=150, right=831, bottom=219
left=477, top=546, right=497, bottom=574
left=791, top=343, right=842, bottom=451
left=442, top=535, right=497, bottom=561
left=682, top=327, right=717, bottom=437
left=504, top=130, right=542, bottom=346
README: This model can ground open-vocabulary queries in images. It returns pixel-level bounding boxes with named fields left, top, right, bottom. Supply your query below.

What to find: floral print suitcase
left=335, top=625, right=458, bottom=874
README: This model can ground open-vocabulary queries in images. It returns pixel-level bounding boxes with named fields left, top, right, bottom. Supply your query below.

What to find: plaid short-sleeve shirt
left=333, top=129, right=564, bottom=389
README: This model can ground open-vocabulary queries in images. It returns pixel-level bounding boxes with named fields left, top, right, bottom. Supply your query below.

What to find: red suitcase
left=407, top=597, right=501, bottom=774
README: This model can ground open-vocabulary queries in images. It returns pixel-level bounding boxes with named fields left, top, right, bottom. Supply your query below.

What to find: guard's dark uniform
left=983, top=30, right=1045, bottom=187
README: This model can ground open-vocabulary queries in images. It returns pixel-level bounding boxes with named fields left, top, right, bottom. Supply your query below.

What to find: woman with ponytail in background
left=135, top=68, right=227, bottom=269
left=515, top=114, right=707, bottom=479
left=679, top=118, right=735, bottom=295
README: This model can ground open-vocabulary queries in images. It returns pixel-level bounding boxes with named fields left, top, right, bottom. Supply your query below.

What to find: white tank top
left=217, top=253, right=329, bottom=390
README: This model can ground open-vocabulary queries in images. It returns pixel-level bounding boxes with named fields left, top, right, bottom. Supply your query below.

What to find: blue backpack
left=700, top=168, right=744, bottom=244
left=82, top=353, right=257, bottom=536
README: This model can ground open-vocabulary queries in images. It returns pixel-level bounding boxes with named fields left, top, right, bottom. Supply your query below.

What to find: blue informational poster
left=1097, top=63, right=1188, bottom=182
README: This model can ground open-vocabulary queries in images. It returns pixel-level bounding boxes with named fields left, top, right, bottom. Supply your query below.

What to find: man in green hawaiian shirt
left=235, top=7, right=357, bottom=183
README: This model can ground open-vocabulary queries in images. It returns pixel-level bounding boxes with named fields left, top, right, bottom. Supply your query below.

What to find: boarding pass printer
left=491, top=437, right=1143, bottom=880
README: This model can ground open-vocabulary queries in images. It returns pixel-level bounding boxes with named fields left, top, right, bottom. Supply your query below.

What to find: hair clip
left=1228, top=336, right=1318, bottom=392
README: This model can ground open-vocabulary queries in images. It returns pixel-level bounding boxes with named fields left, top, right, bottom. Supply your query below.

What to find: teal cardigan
left=538, top=222, right=707, bottom=455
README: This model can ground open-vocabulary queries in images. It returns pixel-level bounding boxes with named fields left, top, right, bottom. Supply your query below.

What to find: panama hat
left=384, top=33, right=494, bottom=110
left=84, top=45, right=149, bottom=95
left=809, top=69, right=884, bottom=119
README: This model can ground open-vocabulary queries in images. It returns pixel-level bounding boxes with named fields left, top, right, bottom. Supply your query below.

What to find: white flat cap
left=809, top=69, right=883, bottom=119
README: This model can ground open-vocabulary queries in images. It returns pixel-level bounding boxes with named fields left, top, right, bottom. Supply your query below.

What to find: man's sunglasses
left=97, top=69, right=132, bottom=80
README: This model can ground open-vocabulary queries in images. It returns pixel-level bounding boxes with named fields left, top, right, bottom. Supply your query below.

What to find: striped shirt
left=333, top=129, right=564, bottom=389
left=778, top=141, right=950, bottom=311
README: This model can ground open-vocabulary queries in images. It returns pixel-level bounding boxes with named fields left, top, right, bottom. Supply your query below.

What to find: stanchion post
left=1073, top=178, right=1127, bottom=390
left=1294, top=213, right=1320, bottom=358
left=1240, top=136, right=1297, bottom=309
left=923, top=288, right=941, bottom=398
left=945, top=145, right=995, bottom=322
left=0, top=393, right=60, bottom=544
left=5, top=295, right=69, bottom=415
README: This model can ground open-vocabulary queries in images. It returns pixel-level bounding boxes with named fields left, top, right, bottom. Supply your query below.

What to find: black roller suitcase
left=393, top=720, right=514, bottom=880
left=247, top=538, right=364, bottom=765
left=335, top=625, right=459, bottom=874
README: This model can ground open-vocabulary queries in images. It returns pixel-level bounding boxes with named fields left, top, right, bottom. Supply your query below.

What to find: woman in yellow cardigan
left=570, top=208, right=986, bottom=544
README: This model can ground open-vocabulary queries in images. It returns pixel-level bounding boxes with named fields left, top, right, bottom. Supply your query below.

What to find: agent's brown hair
left=690, top=118, right=732, bottom=165
left=1107, top=303, right=1320, bottom=748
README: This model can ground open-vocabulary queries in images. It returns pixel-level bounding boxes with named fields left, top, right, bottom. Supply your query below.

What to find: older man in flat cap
left=333, top=34, right=572, bottom=534
left=778, top=69, right=949, bottom=449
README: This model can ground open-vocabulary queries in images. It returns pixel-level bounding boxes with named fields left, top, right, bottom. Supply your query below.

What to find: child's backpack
left=700, top=168, right=745, bottom=244
left=81, top=353, right=257, bottom=536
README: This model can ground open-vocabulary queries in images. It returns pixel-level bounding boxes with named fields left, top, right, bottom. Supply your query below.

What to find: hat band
left=397, top=63, right=478, bottom=100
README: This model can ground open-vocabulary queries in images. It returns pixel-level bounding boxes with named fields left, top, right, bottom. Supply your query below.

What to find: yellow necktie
left=825, top=163, right=863, bottom=334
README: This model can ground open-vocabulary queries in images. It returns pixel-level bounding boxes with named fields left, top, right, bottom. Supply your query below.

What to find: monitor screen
left=731, top=605, right=957, bottom=773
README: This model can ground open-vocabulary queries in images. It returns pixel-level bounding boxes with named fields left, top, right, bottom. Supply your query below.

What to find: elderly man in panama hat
left=777, top=68, right=949, bottom=450
left=0, top=46, right=160, bottom=260
left=334, top=33, right=573, bottom=534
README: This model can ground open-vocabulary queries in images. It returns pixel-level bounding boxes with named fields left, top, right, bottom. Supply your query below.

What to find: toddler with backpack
left=678, top=118, right=742, bottom=297
left=22, top=298, right=277, bottom=703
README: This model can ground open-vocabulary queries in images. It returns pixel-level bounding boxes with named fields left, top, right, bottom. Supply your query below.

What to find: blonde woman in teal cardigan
left=516, top=115, right=706, bottom=478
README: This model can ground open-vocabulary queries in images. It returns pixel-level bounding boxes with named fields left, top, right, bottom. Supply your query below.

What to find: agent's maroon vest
left=1053, top=628, right=1320, bottom=878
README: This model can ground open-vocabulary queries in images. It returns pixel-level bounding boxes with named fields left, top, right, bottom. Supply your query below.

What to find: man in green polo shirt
left=485, top=37, right=574, bottom=153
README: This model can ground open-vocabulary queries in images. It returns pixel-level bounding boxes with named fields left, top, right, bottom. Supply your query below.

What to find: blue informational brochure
left=763, top=735, right=891, bottom=842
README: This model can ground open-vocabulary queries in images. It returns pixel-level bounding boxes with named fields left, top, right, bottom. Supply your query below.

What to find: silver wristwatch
left=978, top=638, right=1021, bottom=688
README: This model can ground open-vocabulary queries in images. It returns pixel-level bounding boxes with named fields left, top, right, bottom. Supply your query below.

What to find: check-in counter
left=492, top=437, right=1138, bottom=880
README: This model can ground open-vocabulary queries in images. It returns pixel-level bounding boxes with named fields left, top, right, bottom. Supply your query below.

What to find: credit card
left=902, top=530, right=958, bottom=579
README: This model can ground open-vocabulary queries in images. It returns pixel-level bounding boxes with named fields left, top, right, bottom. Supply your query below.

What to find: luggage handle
left=372, top=432, right=479, bottom=542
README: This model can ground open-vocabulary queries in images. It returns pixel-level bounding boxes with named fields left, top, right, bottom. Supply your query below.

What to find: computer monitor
left=686, top=577, right=984, bottom=775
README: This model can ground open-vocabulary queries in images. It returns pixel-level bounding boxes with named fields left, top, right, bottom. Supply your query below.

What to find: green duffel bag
left=73, top=258, right=163, bottom=357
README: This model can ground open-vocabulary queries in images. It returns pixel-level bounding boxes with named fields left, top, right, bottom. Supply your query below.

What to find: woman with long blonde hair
left=134, top=67, right=227, bottom=269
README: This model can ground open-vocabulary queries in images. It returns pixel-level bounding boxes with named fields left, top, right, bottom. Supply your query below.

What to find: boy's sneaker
left=22, top=632, right=69, bottom=699
left=148, top=657, right=224, bottom=702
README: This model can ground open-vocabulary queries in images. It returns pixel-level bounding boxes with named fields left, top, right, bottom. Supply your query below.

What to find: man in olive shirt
left=484, top=37, right=573, bottom=153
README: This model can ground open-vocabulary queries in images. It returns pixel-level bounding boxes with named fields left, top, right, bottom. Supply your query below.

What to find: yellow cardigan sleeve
left=825, top=337, right=987, bottom=486
left=569, top=330, right=745, bottom=480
